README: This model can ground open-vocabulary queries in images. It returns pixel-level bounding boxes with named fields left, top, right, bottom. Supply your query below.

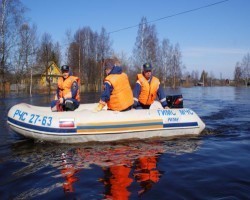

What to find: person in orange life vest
left=94, top=58, right=134, bottom=112
left=51, top=65, right=80, bottom=112
left=133, top=63, right=168, bottom=109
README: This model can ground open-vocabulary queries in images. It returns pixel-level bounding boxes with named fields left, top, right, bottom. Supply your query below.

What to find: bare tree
left=241, top=53, right=250, bottom=86
left=234, top=62, right=242, bottom=86
left=133, top=17, right=147, bottom=69
left=116, top=51, right=130, bottom=73
left=191, top=70, right=199, bottom=85
left=209, top=71, right=215, bottom=86
left=81, top=27, right=94, bottom=88
left=64, top=29, right=72, bottom=64
left=169, top=43, right=182, bottom=88
left=13, top=23, right=37, bottom=94
left=37, top=33, right=60, bottom=93
left=97, top=27, right=112, bottom=89
left=53, top=41, right=61, bottom=66
left=67, top=41, right=79, bottom=75
left=200, top=70, right=208, bottom=86
left=67, top=26, right=112, bottom=91
left=0, top=0, right=26, bottom=95
left=132, top=17, right=159, bottom=73
left=132, top=17, right=184, bottom=88
left=182, top=71, right=191, bottom=87
left=145, top=24, right=159, bottom=68
left=159, top=39, right=172, bottom=87
left=69, top=27, right=93, bottom=88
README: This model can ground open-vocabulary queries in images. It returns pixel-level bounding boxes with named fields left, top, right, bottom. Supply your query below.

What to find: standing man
left=51, top=65, right=80, bottom=111
left=95, top=58, right=134, bottom=112
left=133, top=63, right=168, bottom=109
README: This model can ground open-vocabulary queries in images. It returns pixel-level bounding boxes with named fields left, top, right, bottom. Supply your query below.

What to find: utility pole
left=30, top=46, right=33, bottom=97
left=78, top=31, right=81, bottom=92
left=30, top=64, right=32, bottom=97
left=100, top=58, right=104, bottom=91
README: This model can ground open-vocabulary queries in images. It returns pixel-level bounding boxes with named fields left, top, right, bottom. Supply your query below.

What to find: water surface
left=0, top=87, right=249, bottom=199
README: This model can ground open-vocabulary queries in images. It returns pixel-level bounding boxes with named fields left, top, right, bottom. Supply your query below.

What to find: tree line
left=234, top=53, right=250, bottom=86
left=1, top=0, right=249, bottom=96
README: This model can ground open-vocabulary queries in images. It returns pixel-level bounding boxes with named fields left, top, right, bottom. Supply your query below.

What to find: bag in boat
left=166, top=94, right=183, bottom=108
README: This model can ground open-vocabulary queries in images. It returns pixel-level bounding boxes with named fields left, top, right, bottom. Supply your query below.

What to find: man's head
left=142, top=63, right=152, bottom=80
left=103, top=58, right=120, bottom=75
left=61, top=65, right=70, bottom=79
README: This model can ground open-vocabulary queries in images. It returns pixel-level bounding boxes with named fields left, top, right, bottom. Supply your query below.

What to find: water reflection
left=61, top=152, right=79, bottom=193
left=134, top=155, right=161, bottom=196
left=59, top=141, right=166, bottom=198
left=10, top=138, right=201, bottom=199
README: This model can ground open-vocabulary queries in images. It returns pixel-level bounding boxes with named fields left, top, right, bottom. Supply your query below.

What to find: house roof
left=32, top=62, right=62, bottom=78
left=42, top=61, right=61, bottom=76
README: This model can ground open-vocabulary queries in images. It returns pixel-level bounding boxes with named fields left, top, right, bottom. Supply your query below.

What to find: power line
left=108, top=0, right=229, bottom=34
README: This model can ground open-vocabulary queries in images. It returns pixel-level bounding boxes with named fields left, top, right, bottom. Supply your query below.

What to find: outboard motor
left=166, top=94, right=183, bottom=108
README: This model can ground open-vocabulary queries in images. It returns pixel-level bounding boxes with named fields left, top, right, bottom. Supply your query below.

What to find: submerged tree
left=200, top=70, right=208, bottom=86
left=36, top=33, right=61, bottom=93
left=159, top=39, right=172, bottom=87
left=234, top=53, right=250, bottom=86
left=168, top=43, right=182, bottom=88
left=234, top=62, right=242, bottom=86
left=0, top=0, right=26, bottom=95
left=66, top=26, right=112, bottom=91
left=132, top=17, right=183, bottom=88
left=241, top=53, right=250, bottom=86
left=191, top=70, right=200, bottom=86
left=97, top=27, right=112, bottom=89
left=14, top=23, right=37, bottom=93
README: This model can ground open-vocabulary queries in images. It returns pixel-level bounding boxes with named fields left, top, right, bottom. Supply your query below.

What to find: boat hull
left=7, top=102, right=205, bottom=143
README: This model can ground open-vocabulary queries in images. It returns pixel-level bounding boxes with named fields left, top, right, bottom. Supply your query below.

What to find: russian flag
left=59, top=119, right=75, bottom=128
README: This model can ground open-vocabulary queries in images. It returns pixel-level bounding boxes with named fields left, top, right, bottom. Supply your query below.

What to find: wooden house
left=40, top=61, right=62, bottom=87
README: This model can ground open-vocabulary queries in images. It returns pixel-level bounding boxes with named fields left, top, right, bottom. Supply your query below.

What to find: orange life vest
left=137, top=74, right=160, bottom=105
left=58, top=76, right=80, bottom=102
left=104, top=73, right=133, bottom=111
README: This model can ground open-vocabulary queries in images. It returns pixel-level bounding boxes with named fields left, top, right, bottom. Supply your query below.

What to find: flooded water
left=0, top=87, right=249, bottom=199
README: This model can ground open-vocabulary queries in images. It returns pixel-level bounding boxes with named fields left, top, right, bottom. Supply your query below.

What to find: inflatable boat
left=7, top=102, right=205, bottom=143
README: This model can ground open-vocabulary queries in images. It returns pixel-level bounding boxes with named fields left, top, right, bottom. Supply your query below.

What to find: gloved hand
left=93, top=101, right=106, bottom=112
left=164, top=106, right=170, bottom=109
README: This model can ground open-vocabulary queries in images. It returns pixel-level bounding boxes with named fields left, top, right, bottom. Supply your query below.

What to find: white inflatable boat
left=7, top=102, right=205, bottom=143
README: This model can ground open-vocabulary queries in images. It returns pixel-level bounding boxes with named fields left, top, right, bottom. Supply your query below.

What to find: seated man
left=133, top=63, right=168, bottom=109
left=51, top=65, right=80, bottom=111
left=95, top=58, right=134, bottom=112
